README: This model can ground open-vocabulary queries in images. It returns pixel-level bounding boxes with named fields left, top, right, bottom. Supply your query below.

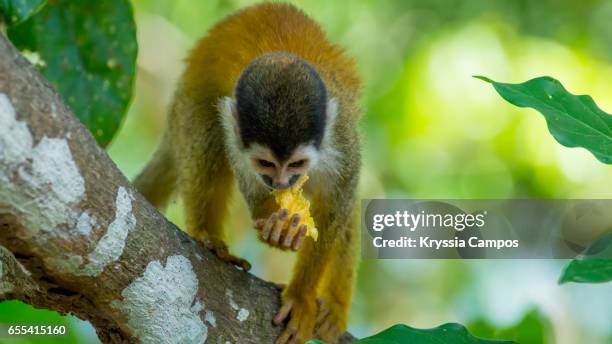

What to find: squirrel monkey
left=135, top=3, right=361, bottom=343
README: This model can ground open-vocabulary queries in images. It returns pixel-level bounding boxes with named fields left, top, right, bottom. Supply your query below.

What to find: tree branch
left=0, top=33, right=354, bottom=343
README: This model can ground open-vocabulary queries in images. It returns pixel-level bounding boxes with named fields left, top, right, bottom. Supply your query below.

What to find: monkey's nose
left=272, top=175, right=301, bottom=189
left=260, top=175, right=291, bottom=189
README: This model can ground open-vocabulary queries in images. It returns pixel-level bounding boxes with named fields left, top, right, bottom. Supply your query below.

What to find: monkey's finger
left=281, top=214, right=300, bottom=248
left=316, top=316, right=334, bottom=338
left=262, top=212, right=278, bottom=240
left=278, top=208, right=289, bottom=220
left=329, top=328, right=341, bottom=342
left=291, top=225, right=308, bottom=251
left=242, top=261, right=251, bottom=271
left=233, top=257, right=251, bottom=271
left=253, top=219, right=266, bottom=231
left=204, top=239, right=229, bottom=259
left=282, top=216, right=301, bottom=248
left=227, top=257, right=249, bottom=271
left=274, top=329, right=294, bottom=344
left=317, top=325, right=340, bottom=343
left=316, top=304, right=330, bottom=326
left=273, top=300, right=293, bottom=325
left=270, top=210, right=289, bottom=245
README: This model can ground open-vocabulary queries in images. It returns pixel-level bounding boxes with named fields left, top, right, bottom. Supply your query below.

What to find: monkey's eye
left=258, top=159, right=275, bottom=168
left=288, top=159, right=306, bottom=168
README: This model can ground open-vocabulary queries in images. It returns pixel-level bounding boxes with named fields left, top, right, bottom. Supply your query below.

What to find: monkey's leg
left=134, top=138, right=177, bottom=211
left=274, top=234, right=333, bottom=344
left=315, top=215, right=359, bottom=342
left=182, top=160, right=251, bottom=270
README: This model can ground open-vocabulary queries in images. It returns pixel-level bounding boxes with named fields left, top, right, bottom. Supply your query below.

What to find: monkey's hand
left=203, top=237, right=251, bottom=271
left=273, top=293, right=317, bottom=344
left=314, top=297, right=347, bottom=343
left=254, top=209, right=308, bottom=251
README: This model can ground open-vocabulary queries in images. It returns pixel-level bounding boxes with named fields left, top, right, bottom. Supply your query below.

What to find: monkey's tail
left=133, top=137, right=177, bottom=211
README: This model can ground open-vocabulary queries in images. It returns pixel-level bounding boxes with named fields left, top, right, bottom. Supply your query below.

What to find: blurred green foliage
left=468, top=308, right=553, bottom=344
left=0, top=301, right=97, bottom=344
left=6, top=0, right=137, bottom=147
left=1, top=0, right=611, bottom=343
left=0, top=0, right=46, bottom=26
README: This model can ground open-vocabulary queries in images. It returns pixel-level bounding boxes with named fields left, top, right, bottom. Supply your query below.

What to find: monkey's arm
left=273, top=139, right=361, bottom=342
left=167, top=90, right=251, bottom=271
left=273, top=205, right=358, bottom=344
left=314, top=206, right=359, bottom=341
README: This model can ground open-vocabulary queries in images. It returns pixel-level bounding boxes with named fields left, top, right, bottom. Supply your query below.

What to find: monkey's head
left=220, top=52, right=338, bottom=189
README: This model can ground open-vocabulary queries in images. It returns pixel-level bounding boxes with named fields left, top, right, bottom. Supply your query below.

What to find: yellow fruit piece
left=271, top=175, right=318, bottom=241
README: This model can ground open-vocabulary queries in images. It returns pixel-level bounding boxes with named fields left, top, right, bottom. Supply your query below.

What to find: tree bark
left=0, top=33, right=354, bottom=344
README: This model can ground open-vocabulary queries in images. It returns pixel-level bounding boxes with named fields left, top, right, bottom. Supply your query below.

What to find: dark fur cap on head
left=235, top=52, right=327, bottom=161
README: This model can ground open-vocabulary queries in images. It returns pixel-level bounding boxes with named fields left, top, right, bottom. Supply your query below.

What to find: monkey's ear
left=323, top=97, right=339, bottom=143
left=218, top=96, right=240, bottom=140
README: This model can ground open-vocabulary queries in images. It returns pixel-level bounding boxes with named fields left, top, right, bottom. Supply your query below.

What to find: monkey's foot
left=254, top=209, right=308, bottom=251
left=204, top=237, right=251, bottom=271
left=273, top=296, right=316, bottom=344
left=314, top=298, right=347, bottom=343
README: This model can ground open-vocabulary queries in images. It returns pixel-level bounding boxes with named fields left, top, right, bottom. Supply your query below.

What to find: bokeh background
left=2, top=0, right=611, bottom=343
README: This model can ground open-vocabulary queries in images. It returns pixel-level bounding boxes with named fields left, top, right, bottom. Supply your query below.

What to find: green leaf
left=476, top=76, right=612, bottom=164
left=559, top=232, right=612, bottom=284
left=468, top=308, right=553, bottom=344
left=0, top=0, right=46, bottom=26
left=308, top=323, right=516, bottom=344
left=7, top=0, right=137, bottom=147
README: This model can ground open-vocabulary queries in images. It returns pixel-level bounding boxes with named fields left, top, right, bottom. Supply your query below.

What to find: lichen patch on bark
left=80, top=187, right=135, bottom=276
left=111, top=255, right=207, bottom=344
left=0, top=93, right=85, bottom=239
